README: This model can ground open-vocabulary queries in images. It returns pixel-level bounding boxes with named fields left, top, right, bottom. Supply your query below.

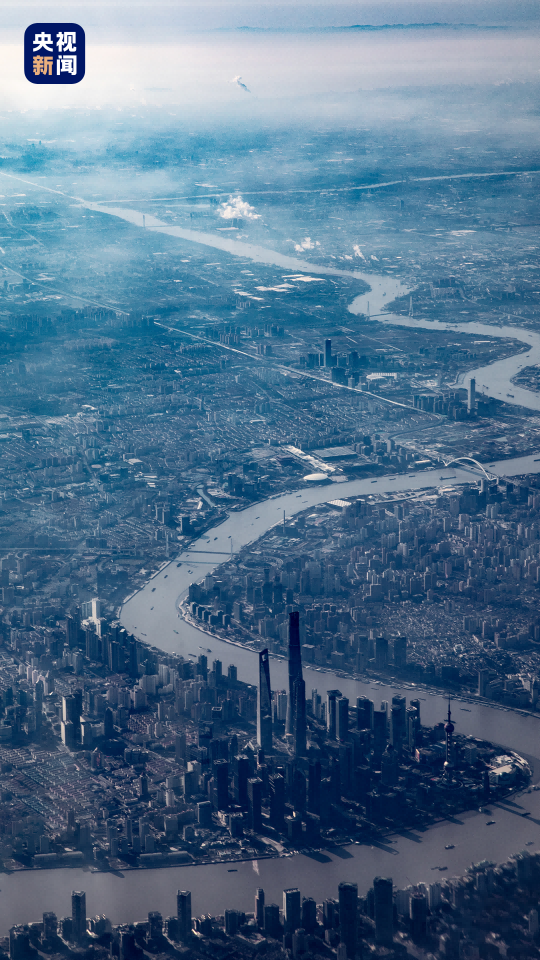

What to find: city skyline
left=1, top=2, right=540, bottom=956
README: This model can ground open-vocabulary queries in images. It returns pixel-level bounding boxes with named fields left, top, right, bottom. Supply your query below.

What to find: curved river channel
left=3, top=214, right=540, bottom=932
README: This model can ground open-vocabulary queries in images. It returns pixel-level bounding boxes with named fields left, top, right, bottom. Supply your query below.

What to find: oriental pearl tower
left=444, top=698, right=455, bottom=780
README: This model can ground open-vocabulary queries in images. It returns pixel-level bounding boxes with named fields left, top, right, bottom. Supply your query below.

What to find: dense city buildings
left=0, top=597, right=528, bottom=874
left=8, top=850, right=540, bottom=960
left=2, top=22, right=540, bottom=953
left=183, top=477, right=540, bottom=708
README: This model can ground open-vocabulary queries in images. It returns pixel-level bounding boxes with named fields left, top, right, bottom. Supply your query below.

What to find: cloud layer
left=219, top=195, right=261, bottom=219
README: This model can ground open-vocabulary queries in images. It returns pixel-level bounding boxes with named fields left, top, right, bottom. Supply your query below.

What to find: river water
left=2, top=209, right=540, bottom=933
left=1, top=453, right=536, bottom=932
left=84, top=201, right=540, bottom=412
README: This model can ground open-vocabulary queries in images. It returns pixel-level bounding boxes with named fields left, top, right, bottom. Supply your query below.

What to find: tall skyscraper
left=338, top=882, right=358, bottom=958
left=373, top=708, right=388, bottom=757
left=410, top=892, right=428, bottom=941
left=324, top=339, right=332, bottom=368
left=337, top=696, right=349, bottom=742
left=43, top=913, right=57, bottom=941
left=357, top=696, right=374, bottom=731
left=177, top=891, right=191, bottom=942
left=269, top=773, right=285, bottom=830
left=444, top=699, right=455, bottom=778
left=247, top=777, right=263, bottom=831
left=213, top=759, right=229, bottom=810
left=390, top=696, right=406, bottom=748
left=283, top=888, right=301, bottom=934
left=234, top=755, right=249, bottom=807
left=65, top=615, right=79, bottom=649
left=410, top=699, right=421, bottom=725
left=286, top=612, right=302, bottom=735
left=393, top=635, right=407, bottom=669
left=293, top=677, right=307, bottom=756
left=148, top=912, right=163, bottom=940
left=264, top=903, right=281, bottom=939
left=327, top=689, right=341, bottom=740
left=302, top=897, right=317, bottom=934
left=257, top=649, right=273, bottom=754
left=71, top=891, right=86, bottom=942
left=374, top=877, right=394, bottom=944
left=375, top=636, right=388, bottom=670
left=255, top=888, right=265, bottom=929
left=467, top=377, right=476, bottom=414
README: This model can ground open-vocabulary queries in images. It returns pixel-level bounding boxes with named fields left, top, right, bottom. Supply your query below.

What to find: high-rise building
left=337, top=696, right=349, bottom=742
left=444, top=700, right=455, bottom=778
left=255, top=888, right=265, bottom=929
left=43, top=912, right=57, bottom=941
left=257, top=649, right=273, bottom=754
left=478, top=668, right=490, bottom=697
left=407, top=707, right=420, bottom=751
left=264, top=903, right=281, bottom=939
left=375, top=636, right=388, bottom=670
left=9, top=927, right=31, bottom=959
left=393, top=635, right=407, bottom=669
left=85, top=627, right=100, bottom=662
left=390, top=696, right=406, bottom=748
left=177, top=891, right=192, bottom=942
left=374, top=877, right=394, bottom=944
left=286, top=612, right=302, bottom=736
left=275, top=690, right=288, bottom=723
left=224, top=910, right=239, bottom=936
left=283, top=888, right=301, bottom=934
left=301, top=897, right=317, bottom=934
left=324, top=339, right=332, bottom=368
left=175, top=732, right=187, bottom=764
left=338, top=882, right=358, bottom=959
left=71, top=891, right=86, bottom=942
left=327, top=689, right=341, bottom=740
left=148, top=912, right=163, bottom=939
left=65, top=615, right=79, bottom=649
left=381, top=743, right=399, bottom=786
left=323, top=899, right=337, bottom=930
left=62, top=695, right=78, bottom=726
left=410, top=892, right=428, bottom=941
left=197, top=801, right=212, bottom=829
left=293, top=677, right=306, bottom=756
left=373, top=708, right=388, bottom=757
left=234, top=755, right=249, bottom=807
left=356, top=696, right=373, bottom=731
left=269, top=774, right=285, bottom=830
left=467, top=377, right=476, bottom=414
left=103, top=707, right=114, bottom=740
left=213, top=759, right=229, bottom=810
left=61, top=720, right=76, bottom=750
left=410, top=698, right=421, bottom=725
left=247, top=777, right=263, bottom=831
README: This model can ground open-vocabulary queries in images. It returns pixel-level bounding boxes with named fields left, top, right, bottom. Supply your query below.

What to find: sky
left=3, top=0, right=540, bottom=37
left=1, top=2, right=539, bottom=117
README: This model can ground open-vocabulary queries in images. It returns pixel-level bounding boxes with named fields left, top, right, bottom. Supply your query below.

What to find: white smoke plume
left=293, top=237, right=320, bottom=252
left=353, top=244, right=366, bottom=259
left=218, top=195, right=260, bottom=220
left=231, top=76, right=250, bottom=93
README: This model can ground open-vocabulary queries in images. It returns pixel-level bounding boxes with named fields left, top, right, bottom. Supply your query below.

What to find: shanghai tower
left=293, top=677, right=307, bottom=757
left=257, top=648, right=273, bottom=754
left=286, top=611, right=303, bottom=736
